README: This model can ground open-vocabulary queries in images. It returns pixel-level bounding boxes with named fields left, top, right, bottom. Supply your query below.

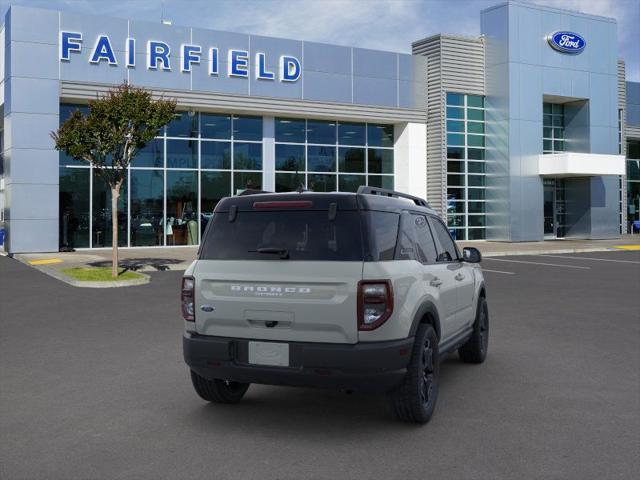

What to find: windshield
left=199, top=210, right=364, bottom=261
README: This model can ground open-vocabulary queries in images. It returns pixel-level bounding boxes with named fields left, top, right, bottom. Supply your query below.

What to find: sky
left=1, top=0, right=638, bottom=80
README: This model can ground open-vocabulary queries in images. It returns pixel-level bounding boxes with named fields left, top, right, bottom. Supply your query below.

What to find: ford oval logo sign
left=547, top=31, right=586, bottom=54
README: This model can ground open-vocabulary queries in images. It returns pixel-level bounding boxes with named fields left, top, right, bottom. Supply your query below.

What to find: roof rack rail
left=357, top=186, right=430, bottom=208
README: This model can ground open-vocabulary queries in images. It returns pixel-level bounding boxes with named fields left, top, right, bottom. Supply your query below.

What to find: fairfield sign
left=59, top=31, right=302, bottom=82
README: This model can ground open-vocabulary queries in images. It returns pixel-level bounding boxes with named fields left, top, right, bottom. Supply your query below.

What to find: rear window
left=200, top=210, right=364, bottom=261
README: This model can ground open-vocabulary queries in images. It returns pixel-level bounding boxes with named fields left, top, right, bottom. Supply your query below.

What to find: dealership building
left=1, top=1, right=639, bottom=252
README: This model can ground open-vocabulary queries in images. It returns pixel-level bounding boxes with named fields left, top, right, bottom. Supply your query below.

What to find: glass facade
left=627, top=140, right=640, bottom=232
left=274, top=118, right=394, bottom=193
left=445, top=92, right=486, bottom=240
left=58, top=104, right=263, bottom=248
left=543, top=103, right=565, bottom=154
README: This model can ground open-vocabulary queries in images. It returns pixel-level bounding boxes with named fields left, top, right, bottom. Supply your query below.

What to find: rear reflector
left=253, top=200, right=313, bottom=209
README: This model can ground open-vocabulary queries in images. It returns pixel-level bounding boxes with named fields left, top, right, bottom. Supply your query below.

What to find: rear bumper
left=183, top=332, right=414, bottom=393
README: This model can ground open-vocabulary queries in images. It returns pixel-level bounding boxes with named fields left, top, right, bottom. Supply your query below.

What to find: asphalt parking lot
left=1, top=250, right=639, bottom=480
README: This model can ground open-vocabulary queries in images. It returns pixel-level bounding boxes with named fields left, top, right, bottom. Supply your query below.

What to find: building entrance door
left=543, top=178, right=567, bottom=238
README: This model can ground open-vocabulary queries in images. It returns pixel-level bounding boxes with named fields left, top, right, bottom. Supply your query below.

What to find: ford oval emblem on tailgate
left=200, top=305, right=215, bottom=312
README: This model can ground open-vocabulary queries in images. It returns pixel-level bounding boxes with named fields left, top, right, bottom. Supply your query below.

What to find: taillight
left=181, top=276, right=195, bottom=322
left=357, top=280, right=393, bottom=331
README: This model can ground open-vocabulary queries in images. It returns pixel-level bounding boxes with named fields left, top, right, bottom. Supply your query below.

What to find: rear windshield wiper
left=249, top=247, right=290, bottom=259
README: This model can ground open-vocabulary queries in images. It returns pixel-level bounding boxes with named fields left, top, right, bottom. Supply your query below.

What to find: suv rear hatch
left=194, top=195, right=364, bottom=344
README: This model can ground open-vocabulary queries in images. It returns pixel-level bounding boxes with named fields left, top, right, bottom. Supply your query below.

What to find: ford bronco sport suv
left=182, top=186, right=488, bottom=424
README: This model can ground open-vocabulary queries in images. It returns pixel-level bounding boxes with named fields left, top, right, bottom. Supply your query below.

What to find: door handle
left=455, top=273, right=465, bottom=281
left=430, top=277, right=443, bottom=287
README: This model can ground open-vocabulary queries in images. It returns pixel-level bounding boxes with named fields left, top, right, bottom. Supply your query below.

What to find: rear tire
left=458, top=296, right=489, bottom=364
left=390, top=323, right=439, bottom=424
left=190, top=370, right=250, bottom=404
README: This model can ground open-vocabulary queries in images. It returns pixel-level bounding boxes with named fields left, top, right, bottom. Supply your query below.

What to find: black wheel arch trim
left=409, top=301, right=442, bottom=340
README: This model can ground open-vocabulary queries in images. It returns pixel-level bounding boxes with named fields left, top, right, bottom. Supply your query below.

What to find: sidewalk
left=9, top=236, right=640, bottom=276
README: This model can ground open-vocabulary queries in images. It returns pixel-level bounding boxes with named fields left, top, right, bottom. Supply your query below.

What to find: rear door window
left=200, top=210, right=363, bottom=261
left=411, top=214, right=438, bottom=264
left=428, top=216, right=459, bottom=262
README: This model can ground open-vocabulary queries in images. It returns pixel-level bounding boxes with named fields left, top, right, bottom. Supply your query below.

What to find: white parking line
left=540, top=254, right=640, bottom=265
left=484, top=258, right=591, bottom=269
left=481, top=269, right=516, bottom=275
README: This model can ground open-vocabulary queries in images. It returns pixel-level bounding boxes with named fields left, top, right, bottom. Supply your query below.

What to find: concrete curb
left=10, top=255, right=151, bottom=288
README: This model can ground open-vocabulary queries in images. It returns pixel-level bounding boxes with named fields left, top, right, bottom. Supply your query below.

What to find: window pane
left=554, top=140, right=564, bottom=152
left=233, top=115, right=262, bottom=141
left=367, top=175, right=394, bottom=189
left=467, top=122, right=484, bottom=134
left=130, top=169, right=164, bottom=246
left=447, top=147, right=464, bottom=159
left=367, top=124, right=394, bottom=147
left=339, top=174, right=366, bottom=192
left=447, top=120, right=464, bottom=133
left=468, top=201, right=486, bottom=214
left=234, top=172, right=262, bottom=193
left=447, top=201, right=465, bottom=214
left=628, top=141, right=640, bottom=159
left=92, top=170, right=127, bottom=247
left=167, top=111, right=198, bottom=138
left=552, top=103, right=563, bottom=115
left=468, top=161, right=485, bottom=173
left=447, top=214, right=465, bottom=227
left=467, top=95, right=484, bottom=108
left=447, top=174, right=465, bottom=186
left=447, top=161, right=464, bottom=173
left=338, top=122, right=365, bottom=146
left=201, top=141, right=231, bottom=169
left=543, top=114, right=553, bottom=126
left=275, top=144, right=305, bottom=171
left=467, top=134, right=485, bottom=147
left=468, top=215, right=486, bottom=227
left=275, top=172, right=305, bottom=192
left=368, top=148, right=394, bottom=174
left=543, top=103, right=552, bottom=114
left=543, top=139, right=553, bottom=151
left=167, top=139, right=197, bottom=169
left=339, top=147, right=365, bottom=173
left=201, top=171, right=231, bottom=234
left=59, top=151, right=86, bottom=167
left=543, top=127, right=553, bottom=138
left=552, top=115, right=563, bottom=127
left=411, top=214, right=438, bottom=263
left=468, top=188, right=485, bottom=200
left=275, top=117, right=305, bottom=143
left=307, top=120, right=336, bottom=144
left=467, top=109, right=484, bottom=121
left=135, top=139, right=163, bottom=168
left=307, top=145, right=336, bottom=172
left=233, top=142, right=262, bottom=170
left=447, top=188, right=465, bottom=201
left=468, top=228, right=486, bottom=240
left=446, top=106, right=464, bottom=119
left=627, top=159, right=640, bottom=180
left=307, top=173, right=336, bottom=192
left=201, top=113, right=231, bottom=139
left=554, top=128, right=564, bottom=139
left=447, top=133, right=465, bottom=146
left=166, top=171, right=198, bottom=246
left=59, top=167, right=90, bottom=248
left=449, top=228, right=466, bottom=241
left=446, top=92, right=464, bottom=106
left=468, top=175, right=486, bottom=186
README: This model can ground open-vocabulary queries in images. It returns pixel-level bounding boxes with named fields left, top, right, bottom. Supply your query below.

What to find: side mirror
left=462, top=247, right=482, bottom=263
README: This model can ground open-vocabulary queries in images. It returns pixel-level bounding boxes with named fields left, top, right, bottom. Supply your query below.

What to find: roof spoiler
left=357, top=186, right=430, bottom=208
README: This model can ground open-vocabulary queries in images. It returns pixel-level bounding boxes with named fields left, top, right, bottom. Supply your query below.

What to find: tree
left=52, top=83, right=176, bottom=278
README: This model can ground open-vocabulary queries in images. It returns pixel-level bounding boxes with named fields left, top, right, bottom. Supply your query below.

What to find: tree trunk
left=111, top=184, right=121, bottom=279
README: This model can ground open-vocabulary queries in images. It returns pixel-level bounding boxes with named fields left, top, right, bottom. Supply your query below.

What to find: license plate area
left=248, top=341, right=290, bottom=367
